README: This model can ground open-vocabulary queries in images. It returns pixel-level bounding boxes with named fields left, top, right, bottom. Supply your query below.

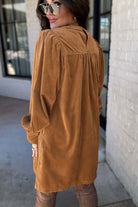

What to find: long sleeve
left=97, top=47, right=105, bottom=115
left=22, top=30, right=63, bottom=144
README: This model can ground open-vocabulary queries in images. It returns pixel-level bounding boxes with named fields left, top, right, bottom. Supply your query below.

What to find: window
left=87, top=0, right=94, bottom=36
left=100, top=0, right=112, bottom=129
left=0, top=0, right=31, bottom=78
left=87, top=0, right=112, bottom=130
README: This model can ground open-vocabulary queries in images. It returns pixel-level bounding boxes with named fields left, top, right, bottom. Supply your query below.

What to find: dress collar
left=51, top=22, right=84, bottom=32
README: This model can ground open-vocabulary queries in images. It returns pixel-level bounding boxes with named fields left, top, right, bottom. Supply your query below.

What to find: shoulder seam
left=50, top=29, right=63, bottom=46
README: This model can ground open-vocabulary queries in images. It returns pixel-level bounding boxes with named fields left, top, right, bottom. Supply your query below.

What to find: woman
left=22, top=0, right=104, bottom=206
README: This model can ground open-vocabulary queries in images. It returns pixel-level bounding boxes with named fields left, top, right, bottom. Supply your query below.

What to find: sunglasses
left=39, top=2, right=61, bottom=16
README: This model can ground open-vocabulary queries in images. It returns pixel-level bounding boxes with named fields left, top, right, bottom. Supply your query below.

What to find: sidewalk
left=0, top=96, right=136, bottom=207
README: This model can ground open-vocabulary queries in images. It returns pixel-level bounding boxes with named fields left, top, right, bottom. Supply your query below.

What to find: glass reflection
left=0, top=0, right=30, bottom=77
left=101, top=87, right=107, bottom=118
left=19, top=51, right=30, bottom=76
left=6, top=50, right=19, bottom=75
left=5, top=50, right=30, bottom=76
left=13, top=0, right=26, bottom=21
left=103, top=53, right=109, bottom=87
left=0, top=0, right=13, bottom=23
left=16, top=23, right=28, bottom=50
left=100, top=0, right=112, bottom=13
left=2, top=24, right=17, bottom=50
left=100, top=15, right=110, bottom=51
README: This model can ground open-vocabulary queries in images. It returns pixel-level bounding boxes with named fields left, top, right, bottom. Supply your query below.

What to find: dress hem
left=34, top=174, right=97, bottom=193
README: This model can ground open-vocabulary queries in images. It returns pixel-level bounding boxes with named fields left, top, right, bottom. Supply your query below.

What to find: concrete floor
left=0, top=96, right=137, bottom=207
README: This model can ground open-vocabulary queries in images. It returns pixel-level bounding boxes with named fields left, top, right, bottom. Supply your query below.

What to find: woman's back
left=22, top=0, right=104, bottom=205
left=22, top=24, right=104, bottom=193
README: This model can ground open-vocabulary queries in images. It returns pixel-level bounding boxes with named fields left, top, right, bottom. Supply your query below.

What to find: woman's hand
left=32, top=144, right=38, bottom=158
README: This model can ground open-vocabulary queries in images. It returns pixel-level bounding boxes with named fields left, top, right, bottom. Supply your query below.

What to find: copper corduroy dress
left=22, top=24, right=104, bottom=194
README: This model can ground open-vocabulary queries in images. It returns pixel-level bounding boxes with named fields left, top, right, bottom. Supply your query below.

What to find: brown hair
left=36, top=0, right=89, bottom=30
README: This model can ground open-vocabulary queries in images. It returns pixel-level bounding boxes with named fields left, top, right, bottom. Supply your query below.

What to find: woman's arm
left=22, top=30, right=63, bottom=144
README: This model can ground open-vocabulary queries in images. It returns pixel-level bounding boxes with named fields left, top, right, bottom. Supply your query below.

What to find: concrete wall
left=0, top=0, right=40, bottom=100
left=106, top=0, right=138, bottom=206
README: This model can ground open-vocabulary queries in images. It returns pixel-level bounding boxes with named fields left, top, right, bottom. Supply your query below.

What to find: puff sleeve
left=22, top=31, right=62, bottom=144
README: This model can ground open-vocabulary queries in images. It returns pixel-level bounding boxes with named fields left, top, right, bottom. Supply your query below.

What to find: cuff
left=26, top=131, right=39, bottom=144
left=22, top=115, right=39, bottom=144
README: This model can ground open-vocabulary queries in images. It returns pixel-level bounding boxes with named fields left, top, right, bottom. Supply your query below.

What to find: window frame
left=92, top=0, right=112, bottom=130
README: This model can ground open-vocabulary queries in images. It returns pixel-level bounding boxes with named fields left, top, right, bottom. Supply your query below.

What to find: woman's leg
left=74, top=182, right=98, bottom=207
left=35, top=190, right=57, bottom=207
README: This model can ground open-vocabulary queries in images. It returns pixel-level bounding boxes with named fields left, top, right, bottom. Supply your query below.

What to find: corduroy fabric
left=22, top=24, right=104, bottom=193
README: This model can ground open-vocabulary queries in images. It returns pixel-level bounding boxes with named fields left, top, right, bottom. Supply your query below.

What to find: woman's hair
left=36, top=0, right=90, bottom=30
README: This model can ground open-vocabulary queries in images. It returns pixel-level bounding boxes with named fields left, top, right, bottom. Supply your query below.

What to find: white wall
left=0, top=0, right=40, bottom=100
left=25, top=0, right=41, bottom=71
left=106, top=0, right=138, bottom=206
